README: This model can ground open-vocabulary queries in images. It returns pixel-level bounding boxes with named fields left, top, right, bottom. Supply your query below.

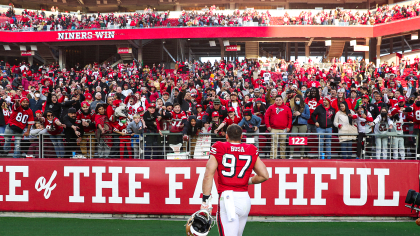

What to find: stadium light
left=20, top=45, right=27, bottom=51
left=405, top=189, right=420, bottom=212
left=223, top=40, right=230, bottom=46
left=411, top=33, right=418, bottom=40
left=30, top=45, right=37, bottom=51
left=3, top=45, right=11, bottom=50
left=350, top=40, right=357, bottom=46
left=209, top=41, right=216, bottom=47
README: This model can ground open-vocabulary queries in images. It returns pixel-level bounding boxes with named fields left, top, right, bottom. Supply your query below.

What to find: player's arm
left=249, top=157, right=269, bottom=185
left=202, top=155, right=218, bottom=197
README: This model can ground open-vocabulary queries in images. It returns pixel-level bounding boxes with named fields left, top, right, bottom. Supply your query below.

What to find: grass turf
left=0, top=217, right=418, bottom=235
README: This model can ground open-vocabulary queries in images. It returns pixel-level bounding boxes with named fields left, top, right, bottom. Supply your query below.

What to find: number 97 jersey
left=210, top=141, right=258, bottom=194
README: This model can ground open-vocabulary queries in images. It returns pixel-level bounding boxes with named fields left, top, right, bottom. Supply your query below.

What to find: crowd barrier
left=1, top=132, right=417, bottom=160
left=0, top=159, right=417, bottom=216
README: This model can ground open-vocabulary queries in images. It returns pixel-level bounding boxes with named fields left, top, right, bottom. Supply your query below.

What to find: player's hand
left=315, top=122, right=320, bottom=127
left=200, top=202, right=212, bottom=214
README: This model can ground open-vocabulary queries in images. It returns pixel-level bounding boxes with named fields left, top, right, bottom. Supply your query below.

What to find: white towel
left=222, top=190, right=236, bottom=221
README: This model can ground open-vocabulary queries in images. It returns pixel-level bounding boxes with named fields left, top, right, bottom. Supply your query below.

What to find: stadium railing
left=1, top=132, right=417, bottom=160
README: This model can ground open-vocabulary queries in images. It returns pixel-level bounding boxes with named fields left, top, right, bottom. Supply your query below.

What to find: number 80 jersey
left=210, top=141, right=258, bottom=194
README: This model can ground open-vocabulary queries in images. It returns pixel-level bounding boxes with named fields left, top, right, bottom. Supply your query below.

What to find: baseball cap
left=243, top=110, right=252, bottom=116
left=398, top=96, right=405, bottom=103
left=149, top=103, right=156, bottom=108
left=362, top=95, right=370, bottom=99
left=254, top=88, right=260, bottom=93
left=68, top=108, right=77, bottom=113
left=228, top=107, right=235, bottom=113
left=213, top=98, right=221, bottom=105
left=212, top=111, right=219, bottom=117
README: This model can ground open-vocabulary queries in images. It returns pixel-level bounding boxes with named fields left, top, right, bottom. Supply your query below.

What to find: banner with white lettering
left=0, top=159, right=417, bottom=216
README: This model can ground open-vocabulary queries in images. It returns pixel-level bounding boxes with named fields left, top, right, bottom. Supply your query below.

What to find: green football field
left=0, top=217, right=419, bottom=236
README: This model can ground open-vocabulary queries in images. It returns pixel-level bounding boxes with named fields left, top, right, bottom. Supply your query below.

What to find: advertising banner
left=118, top=47, right=132, bottom=54
left=0, top=159, right=417, bottom=216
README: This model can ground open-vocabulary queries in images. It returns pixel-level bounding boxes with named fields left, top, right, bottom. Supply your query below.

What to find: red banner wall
left=0, top=159, right=417, bottom=217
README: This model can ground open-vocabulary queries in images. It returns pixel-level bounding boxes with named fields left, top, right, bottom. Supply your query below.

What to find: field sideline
left=0, top=217, right=419, bottom=236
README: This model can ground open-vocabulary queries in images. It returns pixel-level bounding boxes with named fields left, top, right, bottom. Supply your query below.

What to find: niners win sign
left=57, top=31, right=115, bottom=40
left=0, top=159, right=417, bottom=216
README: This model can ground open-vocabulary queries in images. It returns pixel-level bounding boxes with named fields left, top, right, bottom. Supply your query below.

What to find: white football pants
left=392, top=137, right=405, bottom=160
left=217, top=191, right=251, bottom=236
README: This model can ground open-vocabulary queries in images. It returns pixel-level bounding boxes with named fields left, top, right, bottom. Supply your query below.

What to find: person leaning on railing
left=333, top=102, right=357, bottom=159
left=182, top=115, right=203, bottom=157
left=290, top=95, right=310, bottom=159
left=310, top=97, right=336, bottom=159
left=127, top=114, right=144, bottom=159
left=238, top=109, right=261, bottom=149
left=265, top=95, right=292, bottom=159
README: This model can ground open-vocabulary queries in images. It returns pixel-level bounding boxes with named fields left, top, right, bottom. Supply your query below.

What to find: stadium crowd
left=2, top=1, right=420, bottom=30
left=0, top=55, right=420, bottom=160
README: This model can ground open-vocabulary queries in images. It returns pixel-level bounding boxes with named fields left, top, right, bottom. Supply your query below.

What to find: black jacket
left=63, top=115, right=84, bottom=141
left=182, top=115, right=202, bottom=136
left=311, top=105, right=336, bottom=129
left=366, top=103, right=380, bottom=119
left=143, top=110, right=160, bottom=133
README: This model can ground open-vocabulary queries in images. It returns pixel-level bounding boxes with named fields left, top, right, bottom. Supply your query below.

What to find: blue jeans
left=341, top=141, right=352, bottom=159
left=316, top=127, right=332, bottom=159
left=4, top=125, right=23, bottom=158
left=49, top=135, right=65, bottom=158
left=0, top=125, right=6, bottom=134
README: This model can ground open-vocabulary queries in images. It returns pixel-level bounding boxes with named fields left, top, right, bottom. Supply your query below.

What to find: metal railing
left=0, top=132, right=417, bottom=160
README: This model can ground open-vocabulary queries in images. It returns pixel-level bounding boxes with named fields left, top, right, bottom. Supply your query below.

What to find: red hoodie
left=264, top=103, right=292, bottom=130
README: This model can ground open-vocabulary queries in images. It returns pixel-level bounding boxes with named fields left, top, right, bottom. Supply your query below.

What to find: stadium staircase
left=326, top=41, right=345, bottom=61
left=142, top=40, right=164, bottom=66
left=245, top=42, right=259, bottom=59
left=36, top=44, right=58, bottom=64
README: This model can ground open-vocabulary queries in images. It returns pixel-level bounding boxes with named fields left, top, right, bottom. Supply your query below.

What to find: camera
left=405, top=189, right=420, bottom=212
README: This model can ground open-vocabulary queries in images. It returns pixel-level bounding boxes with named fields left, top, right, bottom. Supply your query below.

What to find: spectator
left=127, top=114, right=144, bottom=159
left=0, top=99, right=9, bottom=134
left=373, top=107, right=394, bottom=159
left=143, top=103, right=161, bottom=159
left=94, top=104, right=111, bottom=158
left=76, top=101, right=96, bottom=158
left=113, top=116, right=133, bottom=159
left=3, top=97, right=34, bottom=158
left=238, top=109, right=261, bottom=148
left=90, top=92, right=105, bottom=111
left=389, top=107, right=405, bottom=160
left=182, top=115, right=202, bottom=156
left=311, top=97, right=336, bottom=159
left=290, top=95, right=310, bottom=159
left=62, top=107, right=83, bottom=158
left=333, top=102, right=357, bottom=159
left=29, top=90, right=44, bottom=117
left=265, top=95, right=292, bottom=159
left=39, top=110, right=65, bottom=158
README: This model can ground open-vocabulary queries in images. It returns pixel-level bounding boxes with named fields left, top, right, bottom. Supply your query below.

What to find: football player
left=201, top=124, right=269, bottom=236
